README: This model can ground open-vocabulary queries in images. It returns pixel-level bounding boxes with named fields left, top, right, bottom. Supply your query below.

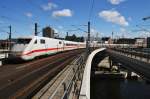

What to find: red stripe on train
left=23, top=46, right=78, bottom=56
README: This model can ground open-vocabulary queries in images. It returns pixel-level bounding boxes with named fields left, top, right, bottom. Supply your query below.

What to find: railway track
left=0, top=49, right=84, bottom=99
left=107, top=49, right=150, bottom=81
left=0, top=50, right=83, bottom=86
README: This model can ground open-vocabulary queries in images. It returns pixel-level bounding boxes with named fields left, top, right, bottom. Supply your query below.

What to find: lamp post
left=87, top=21, right=91, bottom=54
left=142, top=16, right=150, bottom=37
left=142, top=16, right=150, bottom=48
left=8, top=25, right=11, bottom=51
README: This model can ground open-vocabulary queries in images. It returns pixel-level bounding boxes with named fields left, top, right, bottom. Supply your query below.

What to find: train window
left=40, top=39, right=45, bottom=44
left=59, top=41, right=62, bottom=44
left=66, top=43, right=77, bottom=46
left=17, top=38, right=31, bottom=44
left=34, top=40, right=37, bottom=44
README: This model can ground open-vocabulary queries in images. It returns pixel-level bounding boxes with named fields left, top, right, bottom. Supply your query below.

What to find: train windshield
left=15, top=38, right=31, bottom=44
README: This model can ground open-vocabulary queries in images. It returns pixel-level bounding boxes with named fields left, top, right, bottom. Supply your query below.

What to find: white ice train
left=10, top=36, right=86, bottom=60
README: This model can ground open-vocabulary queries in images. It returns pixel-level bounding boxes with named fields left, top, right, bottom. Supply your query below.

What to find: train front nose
left=9, top=44, right=26, bottom=59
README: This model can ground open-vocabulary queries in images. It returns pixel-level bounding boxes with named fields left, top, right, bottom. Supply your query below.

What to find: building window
left=40, top=39, right=45, bottom=44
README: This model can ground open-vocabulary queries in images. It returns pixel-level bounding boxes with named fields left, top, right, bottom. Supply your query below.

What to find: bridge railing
left=111, top=48, right=150, bottom=63
left=49, top=54, right=85, bottom=99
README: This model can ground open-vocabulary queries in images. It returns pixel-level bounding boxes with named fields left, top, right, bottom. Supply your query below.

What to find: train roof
left=12, top=36, right=85, bottom=43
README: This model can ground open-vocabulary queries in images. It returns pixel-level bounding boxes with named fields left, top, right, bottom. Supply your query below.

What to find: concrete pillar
left=0, top=61, right=2, bottom=66
left=127, top=71, right=132, bottom=79
left=117, top=65, right=120, bottom=73
left=109, top=57, right=112, bottom=71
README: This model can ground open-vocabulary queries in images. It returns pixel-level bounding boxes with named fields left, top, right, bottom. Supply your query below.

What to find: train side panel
left=21, top=37, right=64, bottom=60
left=46, top=38, right=63, bottom=55
left=64, top=41, right=79, bottom=51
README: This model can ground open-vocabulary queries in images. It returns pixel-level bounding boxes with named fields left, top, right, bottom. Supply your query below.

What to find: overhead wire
left=88, top=0, right=95, bottom=22
left=88, top=0, right=96, bottom=31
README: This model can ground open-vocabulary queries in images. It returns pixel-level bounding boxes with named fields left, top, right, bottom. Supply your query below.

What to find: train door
left=45, top=39, right=48, bottom=55
left=58, top=41, right=63, bottom=52
left=63, top=41, right=65, bottom=51
left=40, top=39, right=46, bottom=56
left=31, top=39, right=38, bottom=58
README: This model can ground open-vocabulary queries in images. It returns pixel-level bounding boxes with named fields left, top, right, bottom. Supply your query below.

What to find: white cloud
left=91, top=28, right=102, bottom=37
left=139, top=31, right=150, bottom=38
left=41, top=2, right=57, bottom=11
left=99, top=10, right=129, bottom=26
left=108, top=0, right=125, bottom=5
left=52, top=9, right=73, bottom=17
left=58, top=26, right=63, bottom=29
left=91, top=28, right=98, bottom=33
left=120, top=28, right=126, bottom=32
left=25, top=12, right=33, bottom=18
left=54, top=28, right=59, bottom=33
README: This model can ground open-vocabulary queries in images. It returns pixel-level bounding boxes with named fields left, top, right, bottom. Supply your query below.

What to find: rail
left=49, top=54, right=85, bottom=99
left=111, top=48, right=150, bottom=63
left=0, top=50, right=84, bottom=98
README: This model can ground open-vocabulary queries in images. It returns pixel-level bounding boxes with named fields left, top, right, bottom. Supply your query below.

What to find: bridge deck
left=107, top=49, right=150, bottom=81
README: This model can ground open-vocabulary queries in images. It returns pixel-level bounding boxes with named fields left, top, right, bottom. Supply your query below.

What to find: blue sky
left=0, top=0, right=150, bottom=39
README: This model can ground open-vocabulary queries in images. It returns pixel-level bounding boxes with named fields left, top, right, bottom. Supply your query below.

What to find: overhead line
left=88, top=0, right=95, bottom=21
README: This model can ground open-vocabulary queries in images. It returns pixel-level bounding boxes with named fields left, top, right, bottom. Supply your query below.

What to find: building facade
left=42, top=27, right=55, bottom=38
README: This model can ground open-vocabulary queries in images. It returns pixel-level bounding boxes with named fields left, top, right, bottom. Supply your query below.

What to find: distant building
left=42, top=26, right=55, bottom=38
left=101, top=37, right=111, bottom=44
left=115, top=38, right=136, bottom=44
left=65, top=34, right=84, bottom=42
left=135, top=38, right=146, bottom=48
left=0, top=40, right=9, bottom=49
